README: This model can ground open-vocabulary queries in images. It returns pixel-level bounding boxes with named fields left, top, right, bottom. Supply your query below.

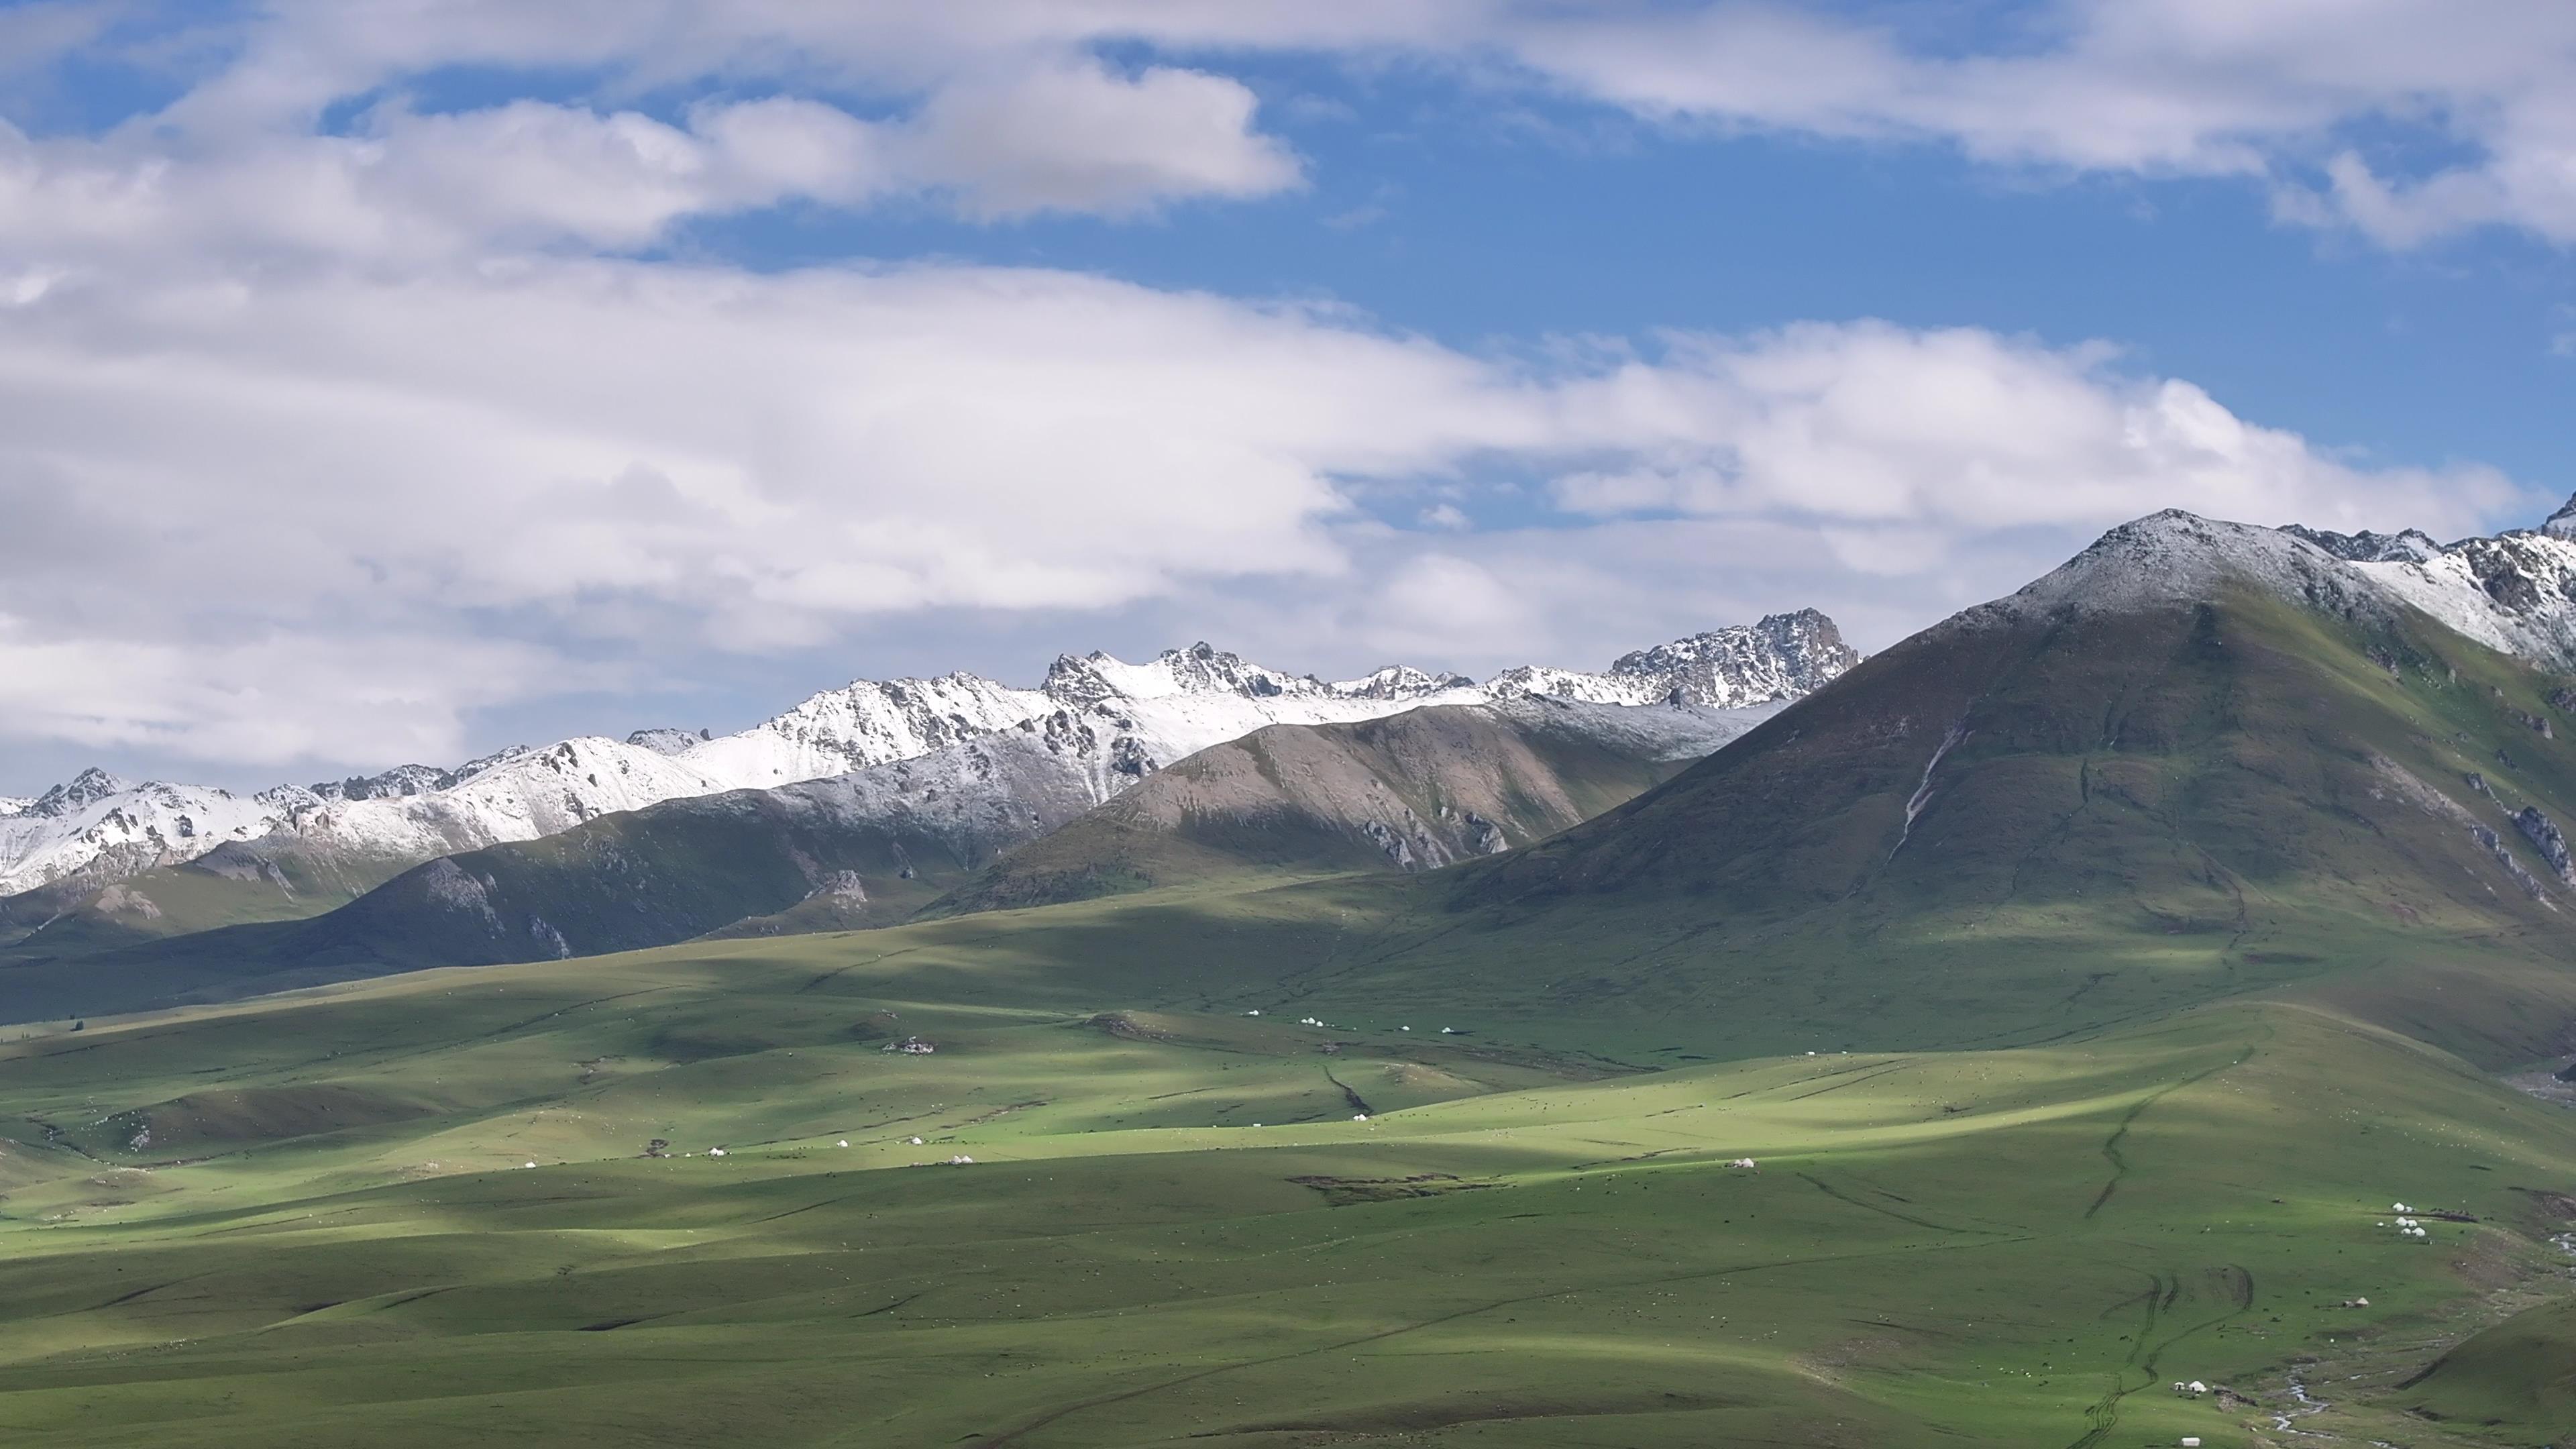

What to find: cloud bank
left=0, top=1, right=2549, bottom=780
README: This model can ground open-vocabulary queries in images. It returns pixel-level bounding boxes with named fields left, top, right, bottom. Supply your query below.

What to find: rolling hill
left=8, top=508, right=2576, bottom=1443
left=0, top=622, right=1856, bottom=969
left=922, top=695, right=1764, bottom=918
left=0, top=695, right=1772, bottom=1022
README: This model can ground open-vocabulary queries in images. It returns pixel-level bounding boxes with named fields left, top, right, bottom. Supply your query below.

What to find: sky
left=1, top=0, right=2570, bottom=796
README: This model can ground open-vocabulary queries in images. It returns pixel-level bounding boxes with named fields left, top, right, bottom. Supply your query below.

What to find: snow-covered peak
left=1042, top=642, right=1323, bottom=706
left=1965, top=504, right=2576, bottom=678
left=0, top=619, right=1858, bottom=902
left=307, top=763, right=458, bottom=803
left=2544, top=493, right=2576, bottom=539
left=1152, top=641, right=1325, bottom=699
left=2278, top=524, right=2445, bottom=564
left=678, top=670, right=1049, bottom=788
left=30, top=767, right=134, bottom=817
left=0, top=798, right=30, bottom=818
left=626, top=728, right=708, bottom=757
left=1, top=772, right=279, bottom=895
left=2349, top=528, right=2576, bottom=670
left=1609, top=610, right=1862, bottom=707
left=1485, top=612, right=1860, bottom=710
left=1332, top=664, right=1479, bottom=700
left=1990, top=511, right=2376, bottom=623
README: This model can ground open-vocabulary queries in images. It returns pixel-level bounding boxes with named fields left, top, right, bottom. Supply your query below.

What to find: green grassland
left=0, top=845, right=398, bottom=972
left=2, top=913, right=2575, bottom=1446
left=9, top=580, right=2576, bottom=1443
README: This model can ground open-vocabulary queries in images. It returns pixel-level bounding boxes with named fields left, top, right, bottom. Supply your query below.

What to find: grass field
left=11, top=578, right=2576, bottom=1444
left=5, top=909, right=2575, bottom=1447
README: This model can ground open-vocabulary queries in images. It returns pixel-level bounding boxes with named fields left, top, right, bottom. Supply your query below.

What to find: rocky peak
left=446, top=743, right=536, bottom=786
left=1603, top=611, right=1861, bottom=708
left=31, top=767, right=132, bottom=817
left=1992, top=511, right=2386, bottom=626
left=1042, top=643, right=1322, bottom=706
left=1622, top=610, right=1858, bottom=690
left=1334, top=665, right=1478, bottom=700
left=1155, top=641, right=1308, bottom=699
left=2544, top=492, right=2576, bottom=540
left=626, top=727, right=710, bottom=757
left=2278, top=524, right=2444, bottom=564
left=309, top=763, right=458, bottom=802
left=1041, top=650, right=1125, bottom=706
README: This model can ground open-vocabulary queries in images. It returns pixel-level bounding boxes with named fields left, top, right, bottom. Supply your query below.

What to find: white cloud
left=1489, top=2, right=2576, bottom=246
left=0, top=98, right=888, bottom=262
left=0, top=616, right=564, bottom=769
left=0, top=1, right=2555, bottom=786
left=18, top=3, right=2576, bottom=248
left=1364, top=553, right=1540, bottom=657
left=0, top=257, right=2519, bottom=773
left=1538, top=322, right=2516, bottom=540
left=904, top=56, right=1302, bottom=219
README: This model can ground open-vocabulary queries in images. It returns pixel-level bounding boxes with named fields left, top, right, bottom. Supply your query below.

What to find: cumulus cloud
left=129, top=2, right=2576, bottom=246
left=1541, top=323, right=2517, bottom=539
left=0, top=615, right=567, bottom=769
left=0, top=1, right=2554, bottom=784
left=0, top=99, right=888, bottom=262
left=0, top=256, right=2521, bottom=772
left=1491, top=2, right=2576, bottom=246
left=11, top=3, right=2576, bottom=248
left=904, top=56, right=1303, bottom=219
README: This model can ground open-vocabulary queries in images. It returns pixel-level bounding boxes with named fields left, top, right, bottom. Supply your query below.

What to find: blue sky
left=1, top=1, right=2570, bottom=794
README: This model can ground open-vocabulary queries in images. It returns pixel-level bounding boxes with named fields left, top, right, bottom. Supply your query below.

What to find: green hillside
left=9, top=520, right=2576, bottom=1442
left=0, top=700, right=1735, bottom=1025
left=1, top=924, right=2571, bottom=1446
left=0, top=788, right=1004, bottom=1022
left=0, top=843, right=402, bottom=969
left=929, top=699, right=1721, bottom=916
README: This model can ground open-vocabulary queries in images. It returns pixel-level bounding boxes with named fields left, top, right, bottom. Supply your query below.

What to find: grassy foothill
left=2, top=914, right=2573, bottom=1446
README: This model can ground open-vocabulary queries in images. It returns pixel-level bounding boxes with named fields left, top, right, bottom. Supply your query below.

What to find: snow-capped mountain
left=1488, top=610, right=1858, bottom=708
left=1959, top=496, right=2576, bottom=683
left=0, top=621, right=1860, bottom=900
left=0, top=769, right=288, bottom=902
left=97, top=688, right=1797, bottom=981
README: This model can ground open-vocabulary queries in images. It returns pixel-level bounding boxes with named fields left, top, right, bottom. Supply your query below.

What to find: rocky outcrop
left=2518, top=808, right=2575, bottom=884
left=2473, top=825, right=2555, bottom=902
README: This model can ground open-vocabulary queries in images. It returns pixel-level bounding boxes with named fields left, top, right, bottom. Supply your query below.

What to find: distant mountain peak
left=2279, top=523, right=2444, bottom=564
left=1, top=620, right=1855, bottom=900
left=625, top=728, right=708, bottom=757
left=1152, top=641, right=1306, bottom=699
left=1981, top=506, right=2576, bottom=682
left=1332, top=665, right=1479, bottom=700
left=1993, top=511, right=2373, bottom=624
left=2545, top=492, right=2576, bottom=539
left=32, top=767, right=135, bottom=817
left=308, top=763, right=458, bottom=803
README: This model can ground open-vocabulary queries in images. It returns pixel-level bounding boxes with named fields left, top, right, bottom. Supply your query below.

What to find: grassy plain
left=3, top=914, right=2575, bottom=1446
left=13, top=580, right=2576, bottom=1443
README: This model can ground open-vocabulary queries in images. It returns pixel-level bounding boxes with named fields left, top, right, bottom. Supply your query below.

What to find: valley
left=9, top=510, right=2576, bottom=1444
left=1, top=907, right=2570, bottom=1446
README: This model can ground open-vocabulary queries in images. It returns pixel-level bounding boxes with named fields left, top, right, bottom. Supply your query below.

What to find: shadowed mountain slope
left=0, top=698, right=1764, bottom=1021
left=1384, top=512, right=2576, bottom=1065
left=921, top=696, right=1765, bottom=918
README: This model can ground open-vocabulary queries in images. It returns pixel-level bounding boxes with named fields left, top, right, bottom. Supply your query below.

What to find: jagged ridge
left=2, top=622, right=1860, bottom=913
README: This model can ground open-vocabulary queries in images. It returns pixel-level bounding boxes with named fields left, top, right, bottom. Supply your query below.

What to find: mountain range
left=15, top=501, right=2576, bottom=1444
left=0, top=614, right=1858, bottom=996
